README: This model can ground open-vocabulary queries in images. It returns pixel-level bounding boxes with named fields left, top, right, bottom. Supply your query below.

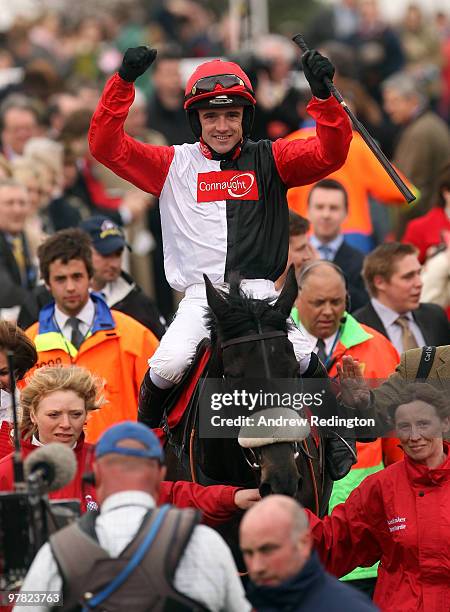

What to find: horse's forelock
left=205, top=288, right=290, bottom=343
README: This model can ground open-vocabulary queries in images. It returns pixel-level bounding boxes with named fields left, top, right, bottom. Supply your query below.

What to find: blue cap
left=95, top=421, right=164, bottom=462
left=79, top=216, right=130, bottom=255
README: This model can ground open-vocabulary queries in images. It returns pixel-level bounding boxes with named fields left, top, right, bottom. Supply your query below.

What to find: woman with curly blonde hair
left=0, top=365, right=260, bottom=519
left=0, top=365, right=103, bottom=511
left=19, top=365, right=103, bottom=443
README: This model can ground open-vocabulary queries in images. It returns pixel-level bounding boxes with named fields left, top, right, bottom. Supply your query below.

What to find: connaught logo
left=227, top=172, right=255, bottom=197
left=197, top=170, right=259, bottom=202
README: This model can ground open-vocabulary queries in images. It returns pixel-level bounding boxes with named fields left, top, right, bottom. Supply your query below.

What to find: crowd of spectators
left=0, top=1, right=449, bottom=610
left=0, top=0, right=448, bottom=323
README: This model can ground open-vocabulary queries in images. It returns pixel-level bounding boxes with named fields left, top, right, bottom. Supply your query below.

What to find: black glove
left=301, top=50, right=335, bottom=99
left=325, top=435, right=357, bottom=481
left=118, top=46, right=157, bottom=82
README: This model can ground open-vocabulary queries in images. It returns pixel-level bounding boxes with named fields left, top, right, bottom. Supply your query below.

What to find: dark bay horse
left=164, top=267, right=332, bottom=518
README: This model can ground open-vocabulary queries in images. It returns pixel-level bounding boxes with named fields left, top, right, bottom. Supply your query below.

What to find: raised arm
left=89, top=47, right=175, bottom=196
left=272, top=49, right=352, bottom=187
left=273, top=97, right=352, bottom=187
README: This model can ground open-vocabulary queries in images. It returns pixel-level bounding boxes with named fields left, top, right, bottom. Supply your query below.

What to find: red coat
left=307, top=443, right=450, bottom=611
left=0, top=436, right=240, bottom=526
left=402, top=207, right=450, bottom=263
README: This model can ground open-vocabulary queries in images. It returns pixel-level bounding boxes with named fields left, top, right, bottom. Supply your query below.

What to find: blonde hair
left=23, top=137, right=63, bottom=177
left=20, top=366, right=104, bottom=439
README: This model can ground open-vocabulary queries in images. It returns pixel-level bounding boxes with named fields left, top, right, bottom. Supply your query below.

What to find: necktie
left=11, top=236, right=26, bottom=283
left=395, top=315, right=419, bottom=352
left=67, top=317, right=84, bottom=350
left=316, top=338, right=327, bottom=364
left=318, top=245, right=334, bottom=261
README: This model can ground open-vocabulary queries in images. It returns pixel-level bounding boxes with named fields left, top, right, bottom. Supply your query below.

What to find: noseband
left=242, top=442, right=302, bottom=471
left=221, top=324, right=295, bottom=470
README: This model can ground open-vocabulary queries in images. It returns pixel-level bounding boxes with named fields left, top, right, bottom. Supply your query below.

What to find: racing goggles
left=189, top=74, right=253, bottom=97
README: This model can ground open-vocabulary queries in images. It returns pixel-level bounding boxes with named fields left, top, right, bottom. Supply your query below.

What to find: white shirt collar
left=54, top=297, right=95, bottom=331
left=0, top=389, right=12, bottom=424
left=310, top=234, right=344, bottom=255
left=31, top=434, right=45, bottom=447
left=297, top=321, right=338, bottom=356
left=371, top=297, right=414, bottom=328
left=100, top=275, right=132, bottom=306
left=0, top=388, right=21, bottom=425
left=101, top=490, right=156, bottom=514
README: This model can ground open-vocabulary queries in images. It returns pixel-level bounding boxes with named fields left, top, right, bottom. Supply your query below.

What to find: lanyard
left=322, top=327, right=342, bottom=368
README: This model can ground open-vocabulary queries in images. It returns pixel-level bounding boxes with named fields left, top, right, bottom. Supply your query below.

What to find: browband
left=221, top=330, right=287, bottom=349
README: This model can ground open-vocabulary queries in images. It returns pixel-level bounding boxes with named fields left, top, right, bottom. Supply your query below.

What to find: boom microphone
left=24, top=443, right=77, bottom=492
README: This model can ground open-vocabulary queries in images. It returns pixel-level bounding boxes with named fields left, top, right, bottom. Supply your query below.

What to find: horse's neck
left=207, top=340, right=223, bottom=377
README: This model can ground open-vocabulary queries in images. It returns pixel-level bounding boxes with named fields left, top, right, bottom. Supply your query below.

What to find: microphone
left=24, top=443, right=77, bottom=493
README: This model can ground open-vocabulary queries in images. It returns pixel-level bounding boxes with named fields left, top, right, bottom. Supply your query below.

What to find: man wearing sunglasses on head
left=89, top=45, right=353, bottom=474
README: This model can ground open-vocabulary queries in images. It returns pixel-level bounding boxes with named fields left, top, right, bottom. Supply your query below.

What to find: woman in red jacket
left=307, top=382, right=450, bottom=612
left=0, top=365, right=259, bottom=522
left=402, top=163, right=450, bottom=263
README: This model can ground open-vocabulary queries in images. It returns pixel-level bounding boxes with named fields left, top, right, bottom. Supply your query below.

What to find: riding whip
left=293, top=34, right=416, bottom=204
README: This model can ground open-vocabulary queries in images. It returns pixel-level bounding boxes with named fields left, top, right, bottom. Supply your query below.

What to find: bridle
left=221, top=325, right=287, bottom=380
left=241, top=443, right=302, bottom=471
left=190, top=317, right=323, bottom=515
left=221, top=323, right=304, bottom=472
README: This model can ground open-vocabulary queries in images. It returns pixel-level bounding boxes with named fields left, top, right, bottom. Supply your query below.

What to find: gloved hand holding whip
left=301, top=49, right=335, bottom=99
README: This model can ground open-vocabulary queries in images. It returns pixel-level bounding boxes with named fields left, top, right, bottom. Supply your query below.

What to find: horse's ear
left=204, top=274, right=229, bottom=318
left=274, top=265, right=298, bottom=317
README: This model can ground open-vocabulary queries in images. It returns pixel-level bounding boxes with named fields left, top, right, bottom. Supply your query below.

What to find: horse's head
left=204, top=267, right=307, bottom=498
left=204, top=267, right=299, bottom=379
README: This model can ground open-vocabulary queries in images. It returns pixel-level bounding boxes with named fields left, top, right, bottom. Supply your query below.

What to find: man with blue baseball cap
left=15, top=422, right=251, bottom=612
left=94, top=420, right=165, bottom=462
left=80, top=215, right=131, bottom=256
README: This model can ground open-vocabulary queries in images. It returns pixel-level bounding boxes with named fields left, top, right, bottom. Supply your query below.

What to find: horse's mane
left=205, top=275, right=291, bottom=343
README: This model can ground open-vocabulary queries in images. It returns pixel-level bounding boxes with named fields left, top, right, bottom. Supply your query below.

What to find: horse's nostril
left=259, top=482, right=272, bottom=498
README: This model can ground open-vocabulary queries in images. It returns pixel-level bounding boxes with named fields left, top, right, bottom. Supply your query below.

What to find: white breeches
left=148, top=279, right=314, bottom=385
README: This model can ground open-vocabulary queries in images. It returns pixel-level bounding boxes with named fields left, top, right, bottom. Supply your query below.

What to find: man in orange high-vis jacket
left=287, top=128, right=418, bottom=252
left=25, top=229, right=158, bottom=443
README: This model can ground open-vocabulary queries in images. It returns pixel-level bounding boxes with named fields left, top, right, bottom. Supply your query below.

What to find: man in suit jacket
left=307, top=178, right=368, bottom=311
left=0, top=179, right=37, bottom=320
left=353, top=242, right=450, bottom=352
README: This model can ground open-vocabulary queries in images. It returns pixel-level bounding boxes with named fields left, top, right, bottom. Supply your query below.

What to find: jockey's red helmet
left=184, top=59, right=256, bottom=138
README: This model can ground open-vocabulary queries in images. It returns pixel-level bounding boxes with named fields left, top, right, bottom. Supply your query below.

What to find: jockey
left=89, top=46, right=353, bottom=478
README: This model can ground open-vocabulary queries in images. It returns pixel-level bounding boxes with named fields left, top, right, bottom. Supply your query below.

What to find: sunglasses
left=189, top=74, right=252, bottom=98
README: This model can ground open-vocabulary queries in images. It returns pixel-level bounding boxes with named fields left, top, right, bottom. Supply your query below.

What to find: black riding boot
left=325, top=434, right=357, bottom=481
left=138, top=370, right=173, bottom=429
